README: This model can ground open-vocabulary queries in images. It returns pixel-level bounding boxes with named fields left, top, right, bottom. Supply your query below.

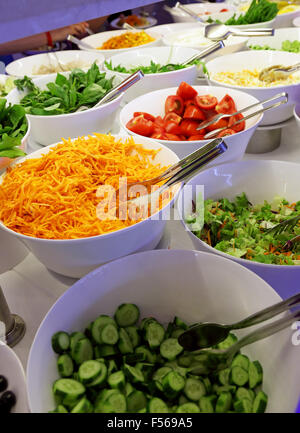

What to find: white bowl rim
left=293, top=104, right=300, bottom=118
left=178, top=158, right=300, bottom=269
left=206, top=50, right=300, bottom=90
left=120, top=84, right=263, bottom=145
left=0, top=134, right=180, bottom=243
left=277, top=6, right=300, bottom=17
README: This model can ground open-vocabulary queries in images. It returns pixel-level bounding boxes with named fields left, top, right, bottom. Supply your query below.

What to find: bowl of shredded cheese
left=80, top=29, right=161, bottom=59
left=0, top=134, right=180, bottom=278
left=206, top=50, right=300, bottom=125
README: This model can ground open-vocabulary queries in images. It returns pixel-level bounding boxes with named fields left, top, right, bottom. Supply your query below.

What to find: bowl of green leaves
left=6, top=63, right=122, bottom=146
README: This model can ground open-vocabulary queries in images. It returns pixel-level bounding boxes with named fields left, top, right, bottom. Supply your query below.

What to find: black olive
left=0, top=375, right=8, bottom=392
left=0, top=390, right=16, bottom=412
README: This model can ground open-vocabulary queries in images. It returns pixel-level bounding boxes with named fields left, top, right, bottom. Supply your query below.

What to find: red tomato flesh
left=195, top=95, right=218, bottom=111
left=165, top=95, right=184, bottom=116
left=228, top=113, right=246, bottom=132
left=176, top=82, right=198, bottom=101
left=183, top=105, right=205, bottom=121
left=126, top=115, right=154, bottom=137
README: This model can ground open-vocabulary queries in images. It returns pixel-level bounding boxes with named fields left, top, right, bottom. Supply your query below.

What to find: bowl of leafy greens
left=0, top=99, right=30, bottom=171
left=247, top=27, right=300, bottom=52
left=104, top=46, right=200, bottom=102
left=177, top=159, right=300, bottom=297
left=6, top=63, right=123, bottom=146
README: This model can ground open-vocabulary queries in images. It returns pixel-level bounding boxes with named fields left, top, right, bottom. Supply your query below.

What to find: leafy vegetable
left=104, top=59, right=201, bottom=75
left=0, top=77, right=16, bottom=97
left=249, top=39, right=300, bottom=53
left=14, top=63, right=116, bottom=116
left=207, top=0, right=278, bottom=25
left=0, top=99, right=27, bottom=159
left=187, top=193, right=300, bottom=265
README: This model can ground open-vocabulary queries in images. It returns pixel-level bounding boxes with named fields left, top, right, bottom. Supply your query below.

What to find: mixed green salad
left=104, top=59, right=201, bottom=75
left=249, top=40, right=300, bottom=53
left=50, top=303, right=267, bottom=413
left=0, top=77, right=15, bottom=98
left=0, top=99, right=27, bottom=159
left=187, top=193, right=300, bottom=265
left=207, top=0, right=278, bottom=25
left=14, top=63, right=115, bottom=116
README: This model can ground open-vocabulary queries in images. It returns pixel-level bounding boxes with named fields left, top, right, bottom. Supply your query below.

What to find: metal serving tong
left=259, top=62, right=300, bottom=83
left=67, top=34, right=95, bottom=51
left=178, top=291, right=300, bottom=373
left=174, top=2, right=206, bottom=23
left=198, top=92, right=288, bottom=138
left=204, top=23, right=274, bottom=41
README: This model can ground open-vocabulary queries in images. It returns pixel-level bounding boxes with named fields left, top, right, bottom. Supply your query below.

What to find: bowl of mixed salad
left=26, top=249, right=300, bottom=413
left=178, top=159, right=300, bottom=296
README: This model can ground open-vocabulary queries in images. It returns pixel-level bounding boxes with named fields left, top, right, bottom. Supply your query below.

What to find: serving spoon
left=67, top=34, right=96, bottom=51
left=204, top=23, right=274, bottom=41
left=178, top=291, right=300, bottom=352
left=259, top=62, right=300, bottom=83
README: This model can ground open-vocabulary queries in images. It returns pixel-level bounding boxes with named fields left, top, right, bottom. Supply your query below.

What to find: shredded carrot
left=0, top=134, right=172, bottom=240
left=207, top=230, right=212, bottom=246
left=99, top=31, right=155, bottom=50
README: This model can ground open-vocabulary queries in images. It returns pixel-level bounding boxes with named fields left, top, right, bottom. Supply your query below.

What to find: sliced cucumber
left=115, top=304, right=140, bottom=327
left=52, top=331, right=70, bottom=354
left=57, top=354, right=74, bottom=378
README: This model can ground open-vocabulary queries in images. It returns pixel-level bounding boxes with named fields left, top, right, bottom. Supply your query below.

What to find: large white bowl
left=80, top=29, right=161, bottom=59
left=5, top=50, right=106, bottom=79
left=104, top=46, right=199, bottom=102
left=26, top=248, right=300, bottom=413
left=202, top=10, right=276, bottom=29
left=293, top=16, right=300, bottom=27
left=162, top=27, right=248, bottom=59
left=6, top=70, right=123, bottom=146
left=206, top=50, right=300, bottom=125
left=120, top=85, right=263, bottom=160
left=0, top=135, right=180, bottom=278
left=247, top=27, right=300, bottom=51
left=166, top=3, right=235, bottom=24
left=177, top=159, right=300, bottom=298
left=0, top=342, right=29, bottom=413
left=275, top=5, right=300, bottom=28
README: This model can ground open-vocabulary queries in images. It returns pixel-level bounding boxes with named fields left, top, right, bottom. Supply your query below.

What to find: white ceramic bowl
left=177, top=159, right=300, bottom=298
left=26, top=248, right=300, bottom=413
left=6, top=70, right=122, bottom=146
left=202, top=10, right=276, bottom=29
left=206, top=50, right=300, bottom=125
left=104, top=46, right=199, bottom=102
left=275, top=6, right=300, bottom=28
left=0, top=342, right=29, bottom=413
left=5, top=50, right=105, bottom=79
left=162, top=27, right=248, bottom=59
left=150, top=22, right=201, bottom=36
left=120, top=85, right=263, bottom=160
left=166, top=3, right=235, bottom=24
left=0, top=135, right=180, bottom=278
left=110, top=15, right=157, bottom=30
left=247, top=27, right=300, bottom=51
left=80, top=29, right=161, bottom=59
left=293, top=15, right=300, bottom=27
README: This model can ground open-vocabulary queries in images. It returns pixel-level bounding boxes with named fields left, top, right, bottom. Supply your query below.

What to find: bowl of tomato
left=119, top=82, right=264, bottom=162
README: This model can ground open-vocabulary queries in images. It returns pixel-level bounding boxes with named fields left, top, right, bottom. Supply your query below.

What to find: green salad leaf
left=249, top=39, right=300, bottom=53
left=14, top=63, right=116, bottom=116
left=104, top=59, right=202, bottom=75
left=0, top=98, right=27, bottom=159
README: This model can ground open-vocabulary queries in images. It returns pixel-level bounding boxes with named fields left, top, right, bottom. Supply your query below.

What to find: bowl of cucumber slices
left=26, top=249, right=300, bottom=413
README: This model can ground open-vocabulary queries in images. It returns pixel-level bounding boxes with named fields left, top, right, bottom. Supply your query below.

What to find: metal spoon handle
left=175, top=2, right=204, bottom=23
left=231, top=292, right=300, bottom=330
left=122, top=22, right=138, bottom=31
left=67, top=34, right=94, bottom=50
left=283, top=62, right=300, bottom=73
left=230, top=29, right=275, bottom=37
left=182, top=41, right=225, bottom=65
left=228, top=309, right=300, bottom=358
left=94, top=70, right=144, bottom=107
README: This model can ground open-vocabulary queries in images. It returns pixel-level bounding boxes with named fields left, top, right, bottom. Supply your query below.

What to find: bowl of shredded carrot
left=80, top=29, right=161, bottom=59
left=0, top=134, right=180, bottom=278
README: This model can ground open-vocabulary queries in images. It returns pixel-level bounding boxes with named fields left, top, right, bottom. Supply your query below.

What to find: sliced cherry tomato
left=188, top=134, right=205, bottom=141
left=184, top=99, right=197, bottom=108
left=126, top=115, right=154, bottom=137
left=220, top=8, right=229, bottom=12
left=183, top=105, right=205, bottom=121
left=180, top=119, right=202, bottom=137
left=205, top=117, right=228, bottom=132
left=151, top=132, right=166, bottom=140
left=215, top=94, right=237, bottom=114
left=154, top=116, right=165, bottom=129
left=217, top=128, right=235, bottom=137
left=228, top=113, right=246, bottom=132
left=178, top=134, right=187, bottom=140
left=176, top=82, right=198, bottom=101
left=165, top=95, right=184, bottom=116
left=195, top=94, right=218, bottom=111
left=133, top=112, right=155, bottom=122
left=163, top=112, right=182, bottom=125
left=164, top=133, right=181, bottom=141
left=165, top=122, right=182, bottom=135
left=153, top=125, right=165, bottom=134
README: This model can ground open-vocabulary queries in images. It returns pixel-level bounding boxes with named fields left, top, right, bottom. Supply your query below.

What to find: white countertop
left=1, top=107, right=300, bottom=371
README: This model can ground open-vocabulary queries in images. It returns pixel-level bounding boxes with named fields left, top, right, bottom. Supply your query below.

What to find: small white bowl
left=166, top=3, right=235, bottom=24
left=104, top=46, right=199, bottom=102
left=202, top=10, right=276, bottom=29
left=293, top=15, right=300, bottom=27
left=0, top=342, right=29, bottom=413
left=275, top=6, right=300, bottom=28
left=120, top=85, right=263, bottom=161
left=80, top=29, right=161, bottom=59
left=110, top=15, right=158, bottom=30
left=5, top=50, right=105, bottom=79
left=27, top=248, right=300, bottom=413
left=6, top=70, right=123, bottom=146
left=0, top=135, right=180, bottom=278
left=247, top=27, right=300, bottom=51
left=162, top=27, right=248, bottom=59
left=206, top=50, right=300, bottom=125
left=177, top=159, right=300, bottom=296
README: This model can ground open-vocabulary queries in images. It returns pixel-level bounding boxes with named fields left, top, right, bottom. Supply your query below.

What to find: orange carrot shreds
left=99, top=31, right=155, bottom=50
left=0, top=134, right=171, bottom=240
left=207, top=230, right=212, bottom=246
